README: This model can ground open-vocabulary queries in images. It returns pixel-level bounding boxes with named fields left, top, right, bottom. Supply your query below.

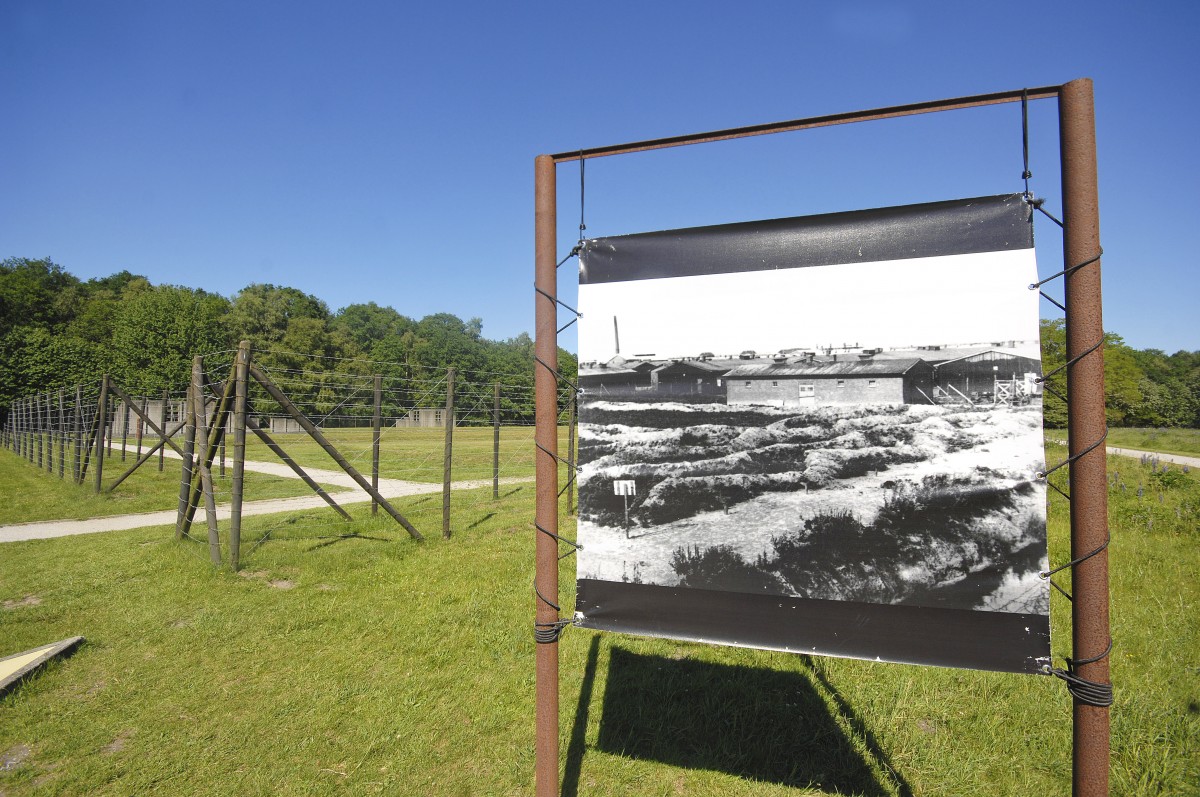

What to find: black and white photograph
left=574, top=196, right=1051, bottom=673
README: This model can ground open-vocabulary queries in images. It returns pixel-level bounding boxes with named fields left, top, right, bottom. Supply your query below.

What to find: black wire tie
left=1037, top=338, right=1103, bottom=384
left=1040, top=528, right=1111, bottom=580
left=535, top=440, right=578, bottom=471
left=1037, top=428, right=1108, bottom=480
left=1030, top=249, right=1103, bottom=290
left=534, top=285, right=581, bottom=318
left=533, top=355, right=580, bottom=395
left=557, top=243, right=582, bottom=269
left=535, top=521, right=581, bottom=555
left=1039, top=291, right=1066, bottom=312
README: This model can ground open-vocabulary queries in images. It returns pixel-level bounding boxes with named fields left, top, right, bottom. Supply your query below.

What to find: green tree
left=109, top=285, right=232, bottom=392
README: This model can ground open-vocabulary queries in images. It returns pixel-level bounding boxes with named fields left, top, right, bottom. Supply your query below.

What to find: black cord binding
left=1048, top=639, right=1114, bottom=707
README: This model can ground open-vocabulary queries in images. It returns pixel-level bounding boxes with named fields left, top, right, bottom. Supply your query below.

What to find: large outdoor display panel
left=574, top=194, right=1051, bottom=674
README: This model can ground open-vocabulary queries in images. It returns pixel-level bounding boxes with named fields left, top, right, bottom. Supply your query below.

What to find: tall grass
left=0, top=444, right=1196, bottom=795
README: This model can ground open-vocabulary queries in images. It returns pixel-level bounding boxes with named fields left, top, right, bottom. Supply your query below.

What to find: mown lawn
left=0, top=449, right=339, bottom=526
left=241, top=425, right=570, bottom=484
left=1106, top=427, right=1200, bottom=459
left=0, top=445, right=1196, bottom=795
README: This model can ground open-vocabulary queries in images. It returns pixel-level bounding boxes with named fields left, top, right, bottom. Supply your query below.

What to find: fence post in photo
left=567, top=392, right=577, bottom=516
left=219, top=431, right=226, bottom=478
left=159, top=389, right=169, bottom=471
left=493, top=382, right=501, bottom=500
left=442, top=367, right=455, bottom=539
left=1060, top=77, right=1111, bottom=797
left=175, top=380, right=197, bottom=540
left=192, top=356, right=222, bottom=565
left=373, top=374, right=382, bottom=517
left=94, top=375, right=109, bottom=493
left=229, top=340, right=251, bottom=571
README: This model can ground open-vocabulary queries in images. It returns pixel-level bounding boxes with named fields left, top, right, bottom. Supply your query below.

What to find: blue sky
left=3, top=1, right=1197, bottom=352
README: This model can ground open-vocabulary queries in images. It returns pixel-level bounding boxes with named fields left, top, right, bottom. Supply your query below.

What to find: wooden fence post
left=249, top=363, right=424, bottom=540
left=72, top=386, right=82, bottom=483
left=175, top=380, right=197, bottom=540
left=372, top=374, right=382, bottom=516
left=193, top=356, right=222, bottom=565
left=442, top=367, right=455, bottom=539
left=36, top=395, right=44, bottom=467
left=159, top=390, right=169, bottom=472
left=136, top=396, right=147, bottom=459
left=121, top=401, right=130, bottom=461
left=230, top=340, right=251, bottom=571
left=57, top=389, right=66, bottom=479
left=94, top=376, right=109, bottom=493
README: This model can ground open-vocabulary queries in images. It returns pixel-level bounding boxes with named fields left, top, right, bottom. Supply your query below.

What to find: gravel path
left=1106, top=446, right=1200, bottom=469
left=0, top=447, right=530, bottom=543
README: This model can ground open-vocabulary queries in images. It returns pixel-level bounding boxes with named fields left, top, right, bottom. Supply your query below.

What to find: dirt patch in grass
left=237, top=570, right=270, bottom=580
left=268, top=579, right=296, bottom=590
left=1, top=743, right=31, bottom=771
left=101, top=729, right=134, bottom=756
left=2, top=595, right=42, bottom=610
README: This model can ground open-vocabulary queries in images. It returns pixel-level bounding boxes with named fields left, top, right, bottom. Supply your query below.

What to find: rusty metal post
left=230, top=341, right=251, bottom=571
left=493, top=382, right=501, bottom=500
left=442, top=367, right=455, bottom=539
left=373, top=374, right=382, bottom=517
left=1060, top=77, right=1110, bottom=797
left=533, top=153, right=560, bottom=797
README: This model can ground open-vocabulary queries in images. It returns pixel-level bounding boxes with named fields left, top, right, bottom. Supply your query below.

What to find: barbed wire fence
left=179, top=344, right=576, bottom=567
left=3, top=344, right=576, bottom=571
left=2, top=378, right=190, bottom=491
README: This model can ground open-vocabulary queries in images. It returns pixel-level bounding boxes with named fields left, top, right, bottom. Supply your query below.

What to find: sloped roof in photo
left=651, top=360, right=731, bottom=375
left=725, top=358, right=927, bottom=378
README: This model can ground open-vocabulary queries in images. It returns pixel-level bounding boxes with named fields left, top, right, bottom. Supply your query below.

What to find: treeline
left=3, top=258, right=1197, bottom=428
left=1040, top=319, right=1199, bottom=428
left=0, top=257, right=577, bottom=423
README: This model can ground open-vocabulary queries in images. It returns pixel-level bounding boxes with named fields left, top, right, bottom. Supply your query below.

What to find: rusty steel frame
left=534, top=79, right=1108, bottom=797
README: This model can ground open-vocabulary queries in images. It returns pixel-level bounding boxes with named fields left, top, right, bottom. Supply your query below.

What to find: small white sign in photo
left=612, top=480, right=637, bottom=496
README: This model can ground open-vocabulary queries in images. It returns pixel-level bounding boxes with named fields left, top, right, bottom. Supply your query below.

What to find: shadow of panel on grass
left=596, top=647, right=890, bottom=795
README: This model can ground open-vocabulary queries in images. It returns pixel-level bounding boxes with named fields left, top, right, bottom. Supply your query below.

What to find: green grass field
left=0, top=449, right=339, bottom=526
left=240, top=425, right=563, bottom=484
left=0, top=443, right=1197, bottom=795
left=1107, top=427, right=1200, bottom=459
